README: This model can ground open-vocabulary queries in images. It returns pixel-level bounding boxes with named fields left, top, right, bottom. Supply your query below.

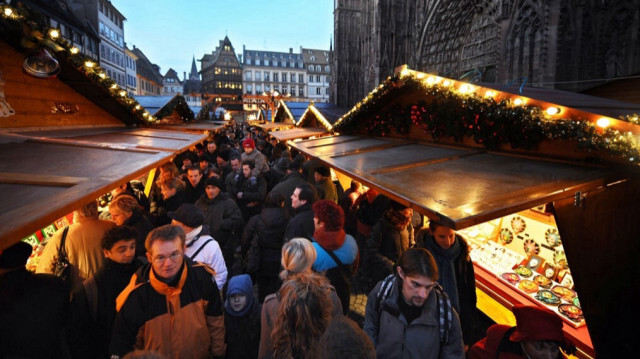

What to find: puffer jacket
left=109, top=259, right=226, bottom=358
left=363, top=276, right=465, bottom=359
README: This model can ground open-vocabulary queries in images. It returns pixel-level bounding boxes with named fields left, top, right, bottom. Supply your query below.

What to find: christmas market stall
left=134, top=94, right=195, bottom=123
left=269, top=102, right=347, bottom=142
left=0, top=5, right=207, bottom=251
left=288, top=66, right=640, bottom=358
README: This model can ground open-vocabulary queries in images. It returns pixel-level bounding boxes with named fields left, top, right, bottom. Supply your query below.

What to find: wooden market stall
left=0, top=10, right=207, bottom=249
left=269, top=102, right=347, bottom=142
left=135, top=94, right=194, bottom=123
left=288, top=67, right=640, bottom=358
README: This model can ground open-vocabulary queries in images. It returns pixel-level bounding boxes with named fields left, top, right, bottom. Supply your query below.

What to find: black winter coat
left=224, top=303, right=261, bottom=359
left=124, top=209, right=154, bottom=257
left=365, top=216, right=413, bottom=284
left=242, top=207, right=289, bottom=277
left=414, top=231, right=477, bottom=345
left=284, top=202, right=315, bottom=241
left=68, top=258, right=143, bottom=358
left=270, top=172, right=309, bottom=218
left=195, top=192, right=244, bottom=249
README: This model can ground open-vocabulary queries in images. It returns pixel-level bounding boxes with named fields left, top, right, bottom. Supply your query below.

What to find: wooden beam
left=0, top=172, right=87, bottom=187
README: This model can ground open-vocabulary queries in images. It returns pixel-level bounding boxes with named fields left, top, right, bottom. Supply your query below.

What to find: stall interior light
left=597, top=117, right=610, bottom=128
left=442, top=80, right=452, bottom=87
left=4, top=7, right=13, bottom=17
left=119, top=90, right=127, bottom=97
left=98, top=72, right=106, bottom=79
left=546, top=107, right=561, bottom=116
left=48, top=29, right=60, bottom=39
left=84, top=61, right=94, bottom=68
left=416, top=73, right=425, bottom=79
left=110, top=84, right=118, bottom=89
left=485, top=90, right=496, bottom=98
left=513, top=98, right=524, bottom=106
left=135, top=105, right=141, bottom=110
left=69, top=47, right=79, bottom=55
left=459, top=84, right=473, bottom=94
left=426, top=76, right=436, bottom=85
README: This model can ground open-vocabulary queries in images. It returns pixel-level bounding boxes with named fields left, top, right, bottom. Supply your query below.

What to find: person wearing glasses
left=109, top=225, right=226, bottom=359
left=363, top=248, right=465, bottom=359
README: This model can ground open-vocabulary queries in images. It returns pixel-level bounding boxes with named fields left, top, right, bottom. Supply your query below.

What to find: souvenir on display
left=552, top=285, right=577, bottom=301
left=523, top=239, right=540, bottom=255
left=525, top=255, right=544, bottom=271
left=499, top=228, right=514, bottom=245
left=533, top=274, right=552, bottom=289
left=554, top=249, right=569, bottom=269
left=560, top=273, right=574, bottom=289
left=542, top=263, right=558, bottom=280
left=518, top=279, right=539, bottom=294
left=558, top=304, right=584, bottom=322
left=573, top=297, right=581, bottom=308
left=545, top=228, right=561, bottom=247
left=22, top=234, right=39, bottom=246
left=510, top=216, right=526, bottom=234
left=54, top=216, right=70, bottom=230
left=514, top=265, right=533, bottom=277
left=500, top=272, right=521, bottom=285
left=535, top=289, right=561, bottom=305
left=42, top=224, right=56, bottom=238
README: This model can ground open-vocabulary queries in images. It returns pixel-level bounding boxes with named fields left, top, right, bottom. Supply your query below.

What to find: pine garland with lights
left=0, top=3, right=153, bottom=123
left=155, top=96, right=194, bottom=122
left=334, top=73, right=640, bottom=164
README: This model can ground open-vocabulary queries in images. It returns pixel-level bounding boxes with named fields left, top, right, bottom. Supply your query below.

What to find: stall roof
left=0, top=127, right=207, bottom=248
left=277, top=101, right=311, bottom=124
left=269, top=127, right=329, bottom=142
left=134, top=95, right=176, bottom=115
left=297, top=102, right=348, bottom=130
left=256, top=122, right=295, bottom=132
left=289, top=135, right=620, bottom=230
left=156, top=122, right=225, bottom=134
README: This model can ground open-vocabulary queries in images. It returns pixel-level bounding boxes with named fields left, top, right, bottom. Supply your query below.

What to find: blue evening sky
left=111, top=0, right=334, bottom=79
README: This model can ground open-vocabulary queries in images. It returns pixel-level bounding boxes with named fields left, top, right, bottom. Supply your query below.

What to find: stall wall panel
left=0, top=40, right=123, bottom=129
left=0, top=183, right=68, bottom=215
left=553, top=179, right=640, bottom=358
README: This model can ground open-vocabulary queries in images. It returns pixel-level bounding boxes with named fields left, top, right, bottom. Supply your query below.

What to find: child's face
left=230, top=293, right=247, bottom=312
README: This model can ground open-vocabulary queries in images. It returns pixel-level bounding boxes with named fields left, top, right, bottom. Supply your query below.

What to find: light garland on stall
left=333, top=71, right=640, bottom=165
left=298, top=103, right=333, bottom=131
left=0, top=3, right=155, bottom=124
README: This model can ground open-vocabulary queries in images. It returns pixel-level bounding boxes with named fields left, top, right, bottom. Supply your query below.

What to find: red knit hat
left=243, top=138, right=256, bottom=149
left=510, top=305, right=566, bottom=343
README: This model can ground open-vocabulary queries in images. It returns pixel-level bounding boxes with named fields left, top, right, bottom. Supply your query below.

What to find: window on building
left=247, top=84, right=252, bottom=93
left=264, top=72, right=270, bottom=81
left=282, top=73, right=287, bottom=82
left=282, top=61, right=287, bottom=67
left=265, top=84, right=270, bottom=91
left=274, top=85, right=279, bottom=92
left=256, top=59, right=261, bottom=66
left=256, top=84, right=262, bottom=92
left=315, top=65, right=321, bottom=72
left=308, top=65, right=313, bottom=71
left=316, top=87, right=321, bottom=95
left=246, top=58, right=252, bottom=65
left=299, top=74, right=304, bottom=83
left=299, top=86, right=304, bottom=96
left=316, top=75, right=320, bottom=82
left=291, top=73, right=296, bottom=83
left=246, top=71, right=252, bottom=80
left=256, top=71, right=261, bottom=81
left=325, top=66, right=330, bottom=72
left=99, top=1, right=104, bottom=13
left=264, top=60, right=269, bottom=66
left=273, top=60, right=278, bottom=67
left=273, top=73, right=278, bottom=82
left=326, top=88, right=329, bottom=95
left=310, top=55, right=315, bottom=61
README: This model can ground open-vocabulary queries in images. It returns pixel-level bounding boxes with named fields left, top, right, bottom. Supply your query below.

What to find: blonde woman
left=258, top=238, right=343, bottom=359
left=109, top=195, right=153, bottom=257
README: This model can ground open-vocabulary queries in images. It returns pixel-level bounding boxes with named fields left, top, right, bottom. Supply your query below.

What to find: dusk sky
left=111, top=0, right=334, bottom=79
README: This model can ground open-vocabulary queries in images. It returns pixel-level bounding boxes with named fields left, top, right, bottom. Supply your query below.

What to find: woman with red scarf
left=311, top=200, right=359, bottom=314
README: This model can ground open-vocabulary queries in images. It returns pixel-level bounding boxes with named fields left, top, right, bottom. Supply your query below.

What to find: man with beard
left=363, top=248, right=464, bottom=359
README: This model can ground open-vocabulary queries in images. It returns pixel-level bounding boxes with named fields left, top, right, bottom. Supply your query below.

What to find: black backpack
left=374, top=274, right=453, bottom=346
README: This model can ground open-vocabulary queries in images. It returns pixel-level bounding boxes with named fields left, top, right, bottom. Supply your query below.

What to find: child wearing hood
left=224, top=274, right=261, bottom=359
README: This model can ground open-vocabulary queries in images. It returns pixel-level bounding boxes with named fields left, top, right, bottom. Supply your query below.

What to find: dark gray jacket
left=363, top=277, right=465, bottom=359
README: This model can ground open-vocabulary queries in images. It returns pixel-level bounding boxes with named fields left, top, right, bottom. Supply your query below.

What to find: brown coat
left=36, top=216, right=115, bottom=292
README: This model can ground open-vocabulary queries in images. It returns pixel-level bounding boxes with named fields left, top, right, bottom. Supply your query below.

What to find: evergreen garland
left=334, top=73, right=640, bottom=164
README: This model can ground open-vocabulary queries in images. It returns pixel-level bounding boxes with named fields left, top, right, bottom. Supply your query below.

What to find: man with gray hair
left=37, top=200, right=115, bottom=292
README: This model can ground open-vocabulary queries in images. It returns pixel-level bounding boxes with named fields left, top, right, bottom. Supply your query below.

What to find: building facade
left=124, top=46, right=137, bottom=97
left=183, top=57, right=203, bottom=111
left=22, top=0, right=100, bottom=61
left=200, top=36, right=243, bottom=110
left=132, top=46, right=163, bottom=96
left=70, top=0, right=127, bottom=88
left=162, top=68, right=183, bottom=95
left=303, top=48, right=331, bottom=103
left=242, top=46, right=307, bottom=98
left=332, top=0, right=640, bottom=108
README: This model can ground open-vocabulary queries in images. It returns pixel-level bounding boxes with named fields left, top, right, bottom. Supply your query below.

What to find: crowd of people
left=0, top=123, right=576, bottom=359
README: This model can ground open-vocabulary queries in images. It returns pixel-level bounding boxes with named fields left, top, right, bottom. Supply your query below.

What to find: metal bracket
left=574, top=191, right=585, bottom=207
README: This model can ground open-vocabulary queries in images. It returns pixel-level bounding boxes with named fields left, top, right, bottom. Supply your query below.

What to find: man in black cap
left=271, top=161, right=310, bottom=218
left=314, top=165, right=338, bottom=203
left=0, top=242, right=70, bottom=358
left=169, top=203, right=228, bottom=289
left=195, top=176, right=243, bottom=272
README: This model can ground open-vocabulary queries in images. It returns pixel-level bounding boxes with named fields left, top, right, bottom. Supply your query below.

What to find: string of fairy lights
left=0, top=3, right=156, bottom=123
left=333, top=69, right=640, bottom=165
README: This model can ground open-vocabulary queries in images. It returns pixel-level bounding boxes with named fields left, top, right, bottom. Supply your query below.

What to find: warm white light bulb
left=546, top=107, right=560, bottom=116
left=597, top=118, right=610, bottom=128
left=513, top=98, right=524, bottom=106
